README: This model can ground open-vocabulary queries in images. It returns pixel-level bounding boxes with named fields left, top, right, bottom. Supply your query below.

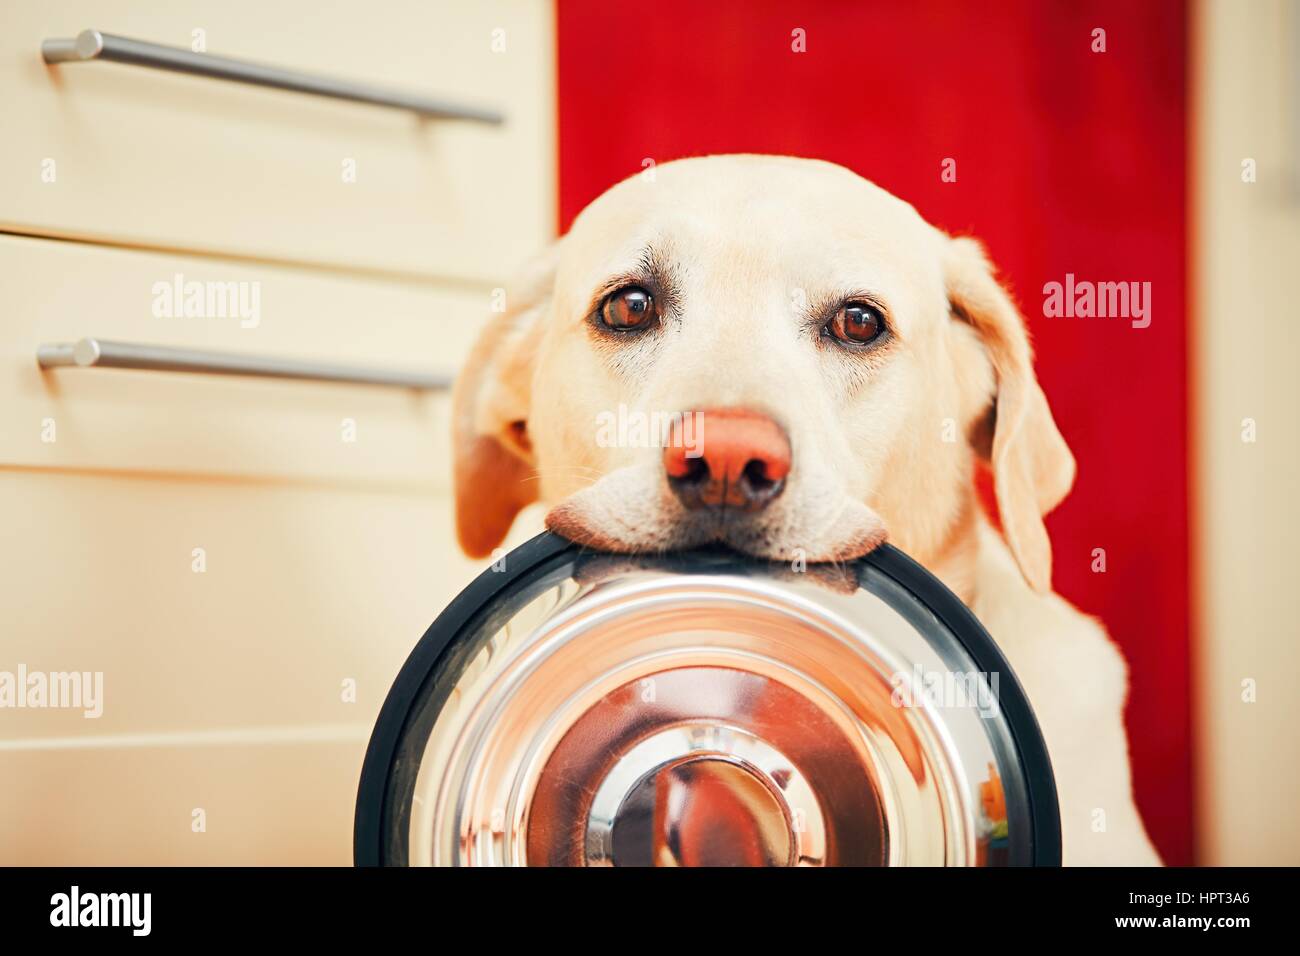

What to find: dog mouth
left=543, top=465, right=887, bottom=563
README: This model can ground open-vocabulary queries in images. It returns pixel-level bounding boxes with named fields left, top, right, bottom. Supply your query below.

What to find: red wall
left=556, top=0, right=1191, bottom=863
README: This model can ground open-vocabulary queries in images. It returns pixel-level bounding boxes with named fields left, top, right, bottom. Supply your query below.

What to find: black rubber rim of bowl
left=353, top=531, right=1063, bottom=867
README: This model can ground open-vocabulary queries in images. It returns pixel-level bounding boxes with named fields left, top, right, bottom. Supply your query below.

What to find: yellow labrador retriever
left=453, top=154, right=1160, bottom=866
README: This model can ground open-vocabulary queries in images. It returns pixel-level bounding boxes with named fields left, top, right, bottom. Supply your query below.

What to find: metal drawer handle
left=41, top=29, right=504, bottom=124
left=38, top=338, right=451, bottom=391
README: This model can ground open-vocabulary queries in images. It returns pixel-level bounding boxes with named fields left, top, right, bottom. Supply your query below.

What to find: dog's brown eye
left=828, top=301, right=885, bottom=346
left=600, top=286, right=659, bottom=331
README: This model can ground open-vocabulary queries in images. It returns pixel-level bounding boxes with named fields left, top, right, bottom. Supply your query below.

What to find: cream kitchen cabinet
left=0, top=0, right=555, bottom=864
left=0, top=0, right=555, bottom=283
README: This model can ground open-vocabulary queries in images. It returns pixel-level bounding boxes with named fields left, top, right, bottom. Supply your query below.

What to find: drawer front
left=0, top=233, right=502, bottom=484
left=0, top=742, right=366, bottom=865
left=0, top=470, right=546, bottom=863
left=0, top=0, right=555, bottom=282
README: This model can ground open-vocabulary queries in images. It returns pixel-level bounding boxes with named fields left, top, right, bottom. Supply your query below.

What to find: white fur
left=453, top=155, right=1161, bottom=865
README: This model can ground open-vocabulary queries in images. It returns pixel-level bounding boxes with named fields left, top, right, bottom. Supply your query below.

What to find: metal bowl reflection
left=355, top=534, right=1059, bottom=867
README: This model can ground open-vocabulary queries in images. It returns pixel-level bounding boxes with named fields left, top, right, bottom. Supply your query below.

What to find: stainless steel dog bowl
left=355, top=533, right=1059, bottom=866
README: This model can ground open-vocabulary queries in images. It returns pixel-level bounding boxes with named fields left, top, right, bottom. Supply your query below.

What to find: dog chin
left=542, top=467, right=888, bottom=563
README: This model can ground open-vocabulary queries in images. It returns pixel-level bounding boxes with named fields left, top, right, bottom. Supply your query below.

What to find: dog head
left=453, top=155, right=1073, bottom=592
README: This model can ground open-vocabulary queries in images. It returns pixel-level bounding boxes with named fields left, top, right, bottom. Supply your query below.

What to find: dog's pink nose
left=664, top=408, right=791, bottom=512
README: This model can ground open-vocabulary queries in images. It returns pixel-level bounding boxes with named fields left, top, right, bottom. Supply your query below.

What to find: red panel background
left=555, top=0, right=1191, bottom=863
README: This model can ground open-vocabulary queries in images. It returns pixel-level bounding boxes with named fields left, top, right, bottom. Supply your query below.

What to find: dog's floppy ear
left=945, top=237, right=1075, bottom=593
left=452, top=245, right=558, bottom=557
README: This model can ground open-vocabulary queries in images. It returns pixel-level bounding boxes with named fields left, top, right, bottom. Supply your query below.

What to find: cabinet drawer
left=0, top=469, right=545, bottom=863
left=0, top=741, right=365, bottom=865
left=0, top=233, right=500, bottom=484
left=0, top=0, right=555, bottom=282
